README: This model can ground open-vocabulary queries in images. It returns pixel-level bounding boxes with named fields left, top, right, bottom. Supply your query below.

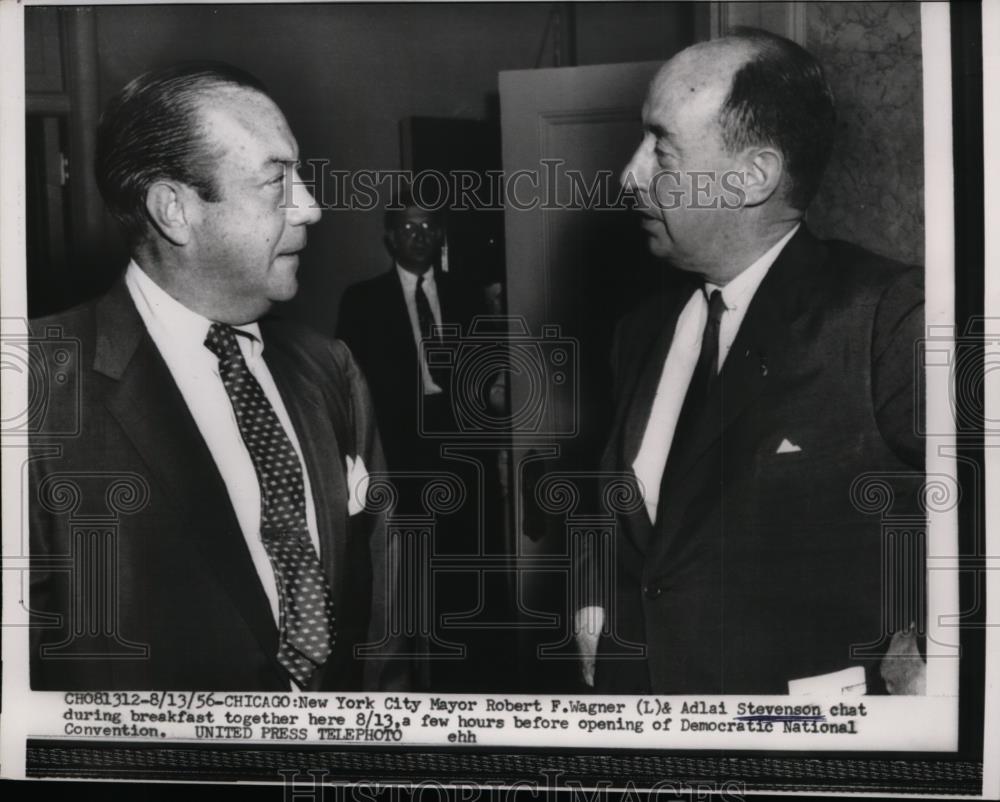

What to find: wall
left=804, top=1, right=925, bottom=266
left=87, top=3, right=694, bottom=335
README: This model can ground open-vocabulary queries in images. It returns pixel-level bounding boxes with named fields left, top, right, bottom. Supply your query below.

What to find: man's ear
left=144, top=181, right=194, bottom=246
left=740, top=147, right=784, bottom=207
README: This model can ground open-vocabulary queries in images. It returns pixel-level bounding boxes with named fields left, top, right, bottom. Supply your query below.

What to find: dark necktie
left=415, top=274, right=448, bottom=388
left=204, top=323, right=334, bottom=688
left=415, top=274, right=437, bottom=341
left=663, top=288, right=727, bottom=477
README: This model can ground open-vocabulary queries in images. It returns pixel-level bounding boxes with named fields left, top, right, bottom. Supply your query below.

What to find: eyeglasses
left=399, top=220, right=442, bottom=238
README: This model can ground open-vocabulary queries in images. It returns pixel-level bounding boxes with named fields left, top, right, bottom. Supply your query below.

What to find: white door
left=499, top=61, right=662, bottom=689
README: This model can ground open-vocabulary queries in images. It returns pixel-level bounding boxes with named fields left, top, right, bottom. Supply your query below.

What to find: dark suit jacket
left=29, top=280, right=409, bottom=691
left=583, top=226, right=925, bottom=694
left=336, top=268, right=483, bottom=472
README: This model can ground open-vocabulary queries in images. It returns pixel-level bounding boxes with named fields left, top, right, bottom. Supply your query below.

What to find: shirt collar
left=125, top=260, right=264, bottom=362
left=706, top=223, right=800, bottom=310
left=395, top=263, right=435, bottom=290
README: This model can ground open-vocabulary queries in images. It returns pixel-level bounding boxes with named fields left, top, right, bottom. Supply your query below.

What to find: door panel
left=501, top=61, right=661, bottom=464
left=499, top=61, right=662, bottom=689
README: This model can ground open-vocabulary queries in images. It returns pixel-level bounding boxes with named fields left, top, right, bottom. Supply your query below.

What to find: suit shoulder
left=436, top=275, right=486, bottom=326
left=820, top=238, right=922, bottom=294
left=29, top=299, right=101, bottom=375
left=343, top=271, right=396, bottom=300
left=338, top=272, right=398, bottom=330
left=615, top=290, right=684, bottom=348
left=262, top=317, right=354, bottom=373
left=30, top=298, right=99, bottom=337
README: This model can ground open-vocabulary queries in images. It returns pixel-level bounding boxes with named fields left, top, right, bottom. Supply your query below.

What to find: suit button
left=643, top=585, right=662, bottom=600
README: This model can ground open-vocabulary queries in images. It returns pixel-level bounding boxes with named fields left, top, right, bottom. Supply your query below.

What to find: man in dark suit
left=30, top=63, right=408, bottom=691
left=336, top=196, right=515, bottom=692
left=336, top=196, right=483, bottom=476
left=575, top=30, right=925, bottom=695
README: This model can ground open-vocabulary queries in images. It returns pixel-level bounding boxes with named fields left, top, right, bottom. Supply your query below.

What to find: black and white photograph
left=0, top=0, right=994, bottom=797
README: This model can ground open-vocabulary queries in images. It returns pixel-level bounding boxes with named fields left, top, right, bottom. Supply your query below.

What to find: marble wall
left=805, top=2, right=925, bottom=266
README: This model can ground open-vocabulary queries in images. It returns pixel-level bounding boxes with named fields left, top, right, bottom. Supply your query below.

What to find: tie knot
left=204, top=322, right=241, bottom=362
left=706, top=288, right=726, bottom=323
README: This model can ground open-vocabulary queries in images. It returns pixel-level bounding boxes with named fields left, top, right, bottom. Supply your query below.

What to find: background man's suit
left=30, top=280, right=407, bottom=691
left=582, top=226, right=924, bottom=694
left=336, top=268, right=516, bottom=691
left=336, top=268, right=483, bottom=472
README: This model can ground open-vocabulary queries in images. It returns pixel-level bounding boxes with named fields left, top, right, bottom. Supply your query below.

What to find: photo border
left=2, top=0, right=992, bottom=796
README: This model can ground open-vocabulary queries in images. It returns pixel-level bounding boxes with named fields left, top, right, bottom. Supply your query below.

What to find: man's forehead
left=399, top=206, right=439, bottom=224
left=645, top=41, right=753, bottom=118
left=197, top=88, right=297, bottom=167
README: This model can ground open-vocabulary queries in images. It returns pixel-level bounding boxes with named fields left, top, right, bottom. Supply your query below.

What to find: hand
left=880, top=626, right=926, bottom=695
left=487, top=372, right=507, bottom=415
left=574, top=606, right=605, bottom=688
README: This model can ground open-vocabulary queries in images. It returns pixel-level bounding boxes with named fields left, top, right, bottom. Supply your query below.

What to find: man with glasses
left=337, top=190, right=483, bottom=476
left=337, top=189, right=500, bottom=691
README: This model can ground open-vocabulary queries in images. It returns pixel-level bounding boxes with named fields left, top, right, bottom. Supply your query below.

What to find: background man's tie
left=415, top=274, right=435, bottom=340
left=415, top=274, right=447, bottom=387
left=205, top=322, right=334, bottom=687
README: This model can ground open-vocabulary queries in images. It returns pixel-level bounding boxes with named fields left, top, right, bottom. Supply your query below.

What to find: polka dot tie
left=205, top=323, right=334, bottom=688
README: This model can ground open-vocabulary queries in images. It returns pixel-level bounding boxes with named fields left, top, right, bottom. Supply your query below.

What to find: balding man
left=575, top=30, right=924, bottom=695
left=29, top=63, right=408, bottom=691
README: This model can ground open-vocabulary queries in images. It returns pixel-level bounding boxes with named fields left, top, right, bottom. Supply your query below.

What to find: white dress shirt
left=125, top=261, right=321, bottom=624
left=396, top=263, right=444, bottom=395
left=632, top=223, right=800, bottom=522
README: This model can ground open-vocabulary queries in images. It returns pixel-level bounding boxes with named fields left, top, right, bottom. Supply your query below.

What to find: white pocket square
left=345, top=454, right=370, bottom=516
left=776, top=438, right=802, bottom=454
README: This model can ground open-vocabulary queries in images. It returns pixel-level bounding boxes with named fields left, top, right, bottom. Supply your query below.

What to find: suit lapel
left=655, top=227, right=826, bottom=532
left=95, top=281, right=283, bottom=677
left=602, top=290, right=691, bottom=558
left=615, top=290, right=694, bottom=468
left=262, top=338, right=350, bottom=612
left=436, top=273, right=456, bottom=325
left=384, top=269, right=419, bottom=364
left=436, top=272, right=474, bottom=329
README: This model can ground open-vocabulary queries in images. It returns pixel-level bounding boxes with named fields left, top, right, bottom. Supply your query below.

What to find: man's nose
left=620, top=135, right=652, bottom=191
left=287, top=167, right=322, bottom=225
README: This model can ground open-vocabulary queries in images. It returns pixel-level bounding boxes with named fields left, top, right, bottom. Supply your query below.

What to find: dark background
left=25, top=2, right=925, bottom=328
left=24, top=2, right=695, bottom=323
